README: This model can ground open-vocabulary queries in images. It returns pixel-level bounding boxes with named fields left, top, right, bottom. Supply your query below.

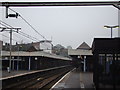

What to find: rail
left=2, top=65, right=73, bottom=89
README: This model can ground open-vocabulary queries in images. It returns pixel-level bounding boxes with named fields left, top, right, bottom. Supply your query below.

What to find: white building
left=40, top=40, right=52, bottom=53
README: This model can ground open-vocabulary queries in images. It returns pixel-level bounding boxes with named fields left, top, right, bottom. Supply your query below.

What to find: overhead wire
left=9, top=8, right=47, bottom=40
left=0, top=22, right=20, bottom=42
left=0, top=19, right=13, bottom=28
left=0, top=20, right=40, bottom=42
left=0, top=33, right=20, bottom=43
left=0, top=21, right=33, bottom=42
left=0, top=22, right=9, bottom=28
left=8, top=8, right=53, bottom=47
left=1, top=8, right=53, bottom=49
left=18, top=31, right=39, bottom=42
left=19, top=31, right=39, bottom=41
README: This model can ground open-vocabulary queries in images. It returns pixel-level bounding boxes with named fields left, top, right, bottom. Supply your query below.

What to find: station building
left=68, top=42, right=93, bottom=72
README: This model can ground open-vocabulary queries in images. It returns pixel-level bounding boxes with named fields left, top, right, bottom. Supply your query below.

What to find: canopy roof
left=77, top=42, right=90, bottom=50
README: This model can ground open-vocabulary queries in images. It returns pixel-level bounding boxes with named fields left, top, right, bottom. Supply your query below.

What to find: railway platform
left=51, top=68, right=95, bottom=89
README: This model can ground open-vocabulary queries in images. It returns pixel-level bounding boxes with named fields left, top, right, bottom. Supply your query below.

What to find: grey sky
left=0, top=1, right=119, bottom=49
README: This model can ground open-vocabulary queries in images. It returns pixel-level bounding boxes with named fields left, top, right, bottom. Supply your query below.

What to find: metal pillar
left=12, top=58, right=14, bottom=70
left=17, top=50, right=19, bottom=71
left=84, top=56, right=86, bottom=72
left=9, top=29, right=12, bottom=72
left=111, top=28, right=112, bottom=38
left=28, top=57, right=31, bottom=70
left=16, top=57, right=19, bottom=70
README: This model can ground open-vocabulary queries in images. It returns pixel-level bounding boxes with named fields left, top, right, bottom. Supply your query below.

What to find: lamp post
left=104, top=25, right=119, bottom=38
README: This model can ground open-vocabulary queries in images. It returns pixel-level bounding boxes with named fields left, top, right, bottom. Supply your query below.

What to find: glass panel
left=106, top=54, right=113, bottom=74
left=99, top=54, right=105, bottom=73
left=99, top=54, right=114, bottom=74
left=118, top=54, right=120, bottom=60
left=118, top=57, right=120, bottom=60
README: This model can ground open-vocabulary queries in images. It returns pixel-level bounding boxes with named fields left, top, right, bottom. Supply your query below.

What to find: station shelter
left=92, top=38, right=120, bottom=88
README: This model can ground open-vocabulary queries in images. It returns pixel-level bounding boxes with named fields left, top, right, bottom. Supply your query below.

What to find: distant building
left=67, top=46, right=72, bottom=50
left=40, top=40, right=52, bottom=53
left=2, top=42, right=39, bottom=52
left=31, top=42, right=41, bottom=50
left=68, top=42, right=92, bottom=56
left=2, top=40, right=53, bottom=53
left=77, top=42, right=90, bottom=50
left=68, top=42, right=93, bottom=72
left=52, top=44, right=69, bottom=57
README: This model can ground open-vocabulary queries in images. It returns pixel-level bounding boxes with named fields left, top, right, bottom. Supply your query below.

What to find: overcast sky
left=0, top=0, right=119, bottom=49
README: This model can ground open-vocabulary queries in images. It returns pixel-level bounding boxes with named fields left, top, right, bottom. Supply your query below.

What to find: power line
left=8, top=8, right=53, bottom=47
left=18, top=31, right=38, bottom=42
left=0, top=34, right=20, bottom=43
left=0, top=22, right=21, bottom=43
left=0, top=20, right=40, bottom=42
left=2, top=8, right=53, bottom=48
left=0, top=21, right=53, bottom=53
left=0, top=22, right=9, bottom=28
left=0, top=20, right=41, bottom=45
left=9, top=8, right=47, bottom=40
left=0, top=20, right=13, bottom=28
left=19, top=31, right=39, bottom=41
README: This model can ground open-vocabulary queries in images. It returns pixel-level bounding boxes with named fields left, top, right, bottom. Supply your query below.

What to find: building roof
left=77, top=42, right=90, bottom=50
left=2, top=51, right=72, bottom=61
left=92, top=38, right=120, bottom=53
left=2, top=42, right=40, bottom=51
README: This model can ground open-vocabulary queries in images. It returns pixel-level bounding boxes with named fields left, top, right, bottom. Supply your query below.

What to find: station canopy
left=68, top=42, right=92, bottom=56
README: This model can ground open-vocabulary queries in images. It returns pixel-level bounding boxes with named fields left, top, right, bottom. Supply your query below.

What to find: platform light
left=35, top=57, right=38, bottom=60
left=104, top=25, right=119, bottom=38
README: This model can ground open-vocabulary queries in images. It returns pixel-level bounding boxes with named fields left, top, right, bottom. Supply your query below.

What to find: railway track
left=3, top=66, right=73, bottom=89
left=29, top=70, right=68, bottom=89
